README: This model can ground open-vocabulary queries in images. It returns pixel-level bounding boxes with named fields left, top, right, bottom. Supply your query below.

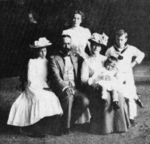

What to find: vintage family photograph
left=0, top=0, right=150, bottom=143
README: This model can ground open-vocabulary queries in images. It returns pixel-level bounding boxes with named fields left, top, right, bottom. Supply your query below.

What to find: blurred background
left=0, top=0, right=150, bottom=78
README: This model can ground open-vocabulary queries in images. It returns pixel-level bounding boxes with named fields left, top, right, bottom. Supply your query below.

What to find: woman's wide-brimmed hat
left=89, top=33, right=109, bottom=46
left=29, top=37, right=52, bottom=48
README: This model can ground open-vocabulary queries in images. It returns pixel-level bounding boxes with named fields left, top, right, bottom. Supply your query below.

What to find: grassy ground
left=0, top=61, right=150, bottom=144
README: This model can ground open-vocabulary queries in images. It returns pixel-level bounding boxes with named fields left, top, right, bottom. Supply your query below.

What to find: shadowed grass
left=0, top=62, right=150, bottom=144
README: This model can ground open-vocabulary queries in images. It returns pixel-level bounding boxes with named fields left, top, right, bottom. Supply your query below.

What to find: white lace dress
left=7, top=58, right=63, bottom=127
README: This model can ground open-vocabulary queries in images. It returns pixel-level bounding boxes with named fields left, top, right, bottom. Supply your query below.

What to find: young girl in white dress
left=7, top=38, right=63, bottom=136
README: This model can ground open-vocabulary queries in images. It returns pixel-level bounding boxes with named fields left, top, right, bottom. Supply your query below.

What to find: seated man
left=49, top=35, right=89, bottom=135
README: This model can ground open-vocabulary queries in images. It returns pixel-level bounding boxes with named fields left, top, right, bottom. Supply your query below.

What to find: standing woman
left=7, top=38, right=63, bottom=137
left=62, top=10, right=91, bottom=59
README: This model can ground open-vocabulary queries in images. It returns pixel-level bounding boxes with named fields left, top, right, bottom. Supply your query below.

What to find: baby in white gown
left=7, top=38, right=63, bottom=127
left=88, top=56, right=120, bottom=109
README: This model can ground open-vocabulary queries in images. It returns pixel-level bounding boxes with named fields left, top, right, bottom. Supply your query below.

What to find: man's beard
left=62, top=48, right=71, bottom=56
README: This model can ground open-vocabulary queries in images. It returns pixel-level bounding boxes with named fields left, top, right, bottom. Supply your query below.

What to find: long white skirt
left=7, top=86, right=63, bottom=127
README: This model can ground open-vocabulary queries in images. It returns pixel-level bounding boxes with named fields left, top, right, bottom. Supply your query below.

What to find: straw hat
left=29, top=37, right=52, bottom=48
left=89, top=33, right=109, bottom=46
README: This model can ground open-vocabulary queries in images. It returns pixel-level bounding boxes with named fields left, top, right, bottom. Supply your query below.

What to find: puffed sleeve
left=105, top=46, right=114, bottom=57
left=62, top=30, right=66, bottom=35
left=86, top=28, right=91, bottom=39
left=62, top=29, right=70, bottom=36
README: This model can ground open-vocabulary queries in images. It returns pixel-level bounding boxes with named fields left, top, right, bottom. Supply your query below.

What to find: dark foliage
left=0, top=0, right=150, bottom=77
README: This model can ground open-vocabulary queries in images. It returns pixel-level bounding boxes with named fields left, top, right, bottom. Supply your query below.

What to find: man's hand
left=91, top=83, right=101, bottom=91
left=64, top=87, right=75, bottom=96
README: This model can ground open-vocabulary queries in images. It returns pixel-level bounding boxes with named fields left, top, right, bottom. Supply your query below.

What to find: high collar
left=59, top=50, right=71, bottom=57
left=72, top=26, right=82, bottom=30
left=114, top=44, right=128, bottom=54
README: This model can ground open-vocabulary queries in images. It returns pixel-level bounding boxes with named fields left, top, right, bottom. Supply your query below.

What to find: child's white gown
left=7, top=58, right=63, bottom=127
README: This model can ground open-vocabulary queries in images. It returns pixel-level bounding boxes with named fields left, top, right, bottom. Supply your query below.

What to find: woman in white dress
left=81, top=33, right=130, bottom=134
left=7, top=38, right=63, bottom=136
left=62, top=10, right=91, bottom=59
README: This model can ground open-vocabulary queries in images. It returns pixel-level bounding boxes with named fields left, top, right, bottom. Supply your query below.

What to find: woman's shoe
left=28, top=132, right=46, bottom=138
left=130, top=119, right=136, bottom=126
left=20, top=126, right=45, bottom=138
left=20, top=127, right=32, bottom=136
left=113, top=101, right=120, bottom=110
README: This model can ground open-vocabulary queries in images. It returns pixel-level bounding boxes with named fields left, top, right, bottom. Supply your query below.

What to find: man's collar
left=59, top=50, right=78, bottom=57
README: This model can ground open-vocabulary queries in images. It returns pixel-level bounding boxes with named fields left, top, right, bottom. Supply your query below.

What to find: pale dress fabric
left=88, top=67, right=119, bottom=101
left=7, top=58, right=63, bottom=127
left=62, top=26, right=91, bottom=59
left=81, top=54, right=130, bottom=134
left=75, top=55, right=107, bottom=124
left=81, top=54, right=107, bottom=83
left=105, top=44, right=145, bottom=119
left=88, top=67, right=118, bottom=91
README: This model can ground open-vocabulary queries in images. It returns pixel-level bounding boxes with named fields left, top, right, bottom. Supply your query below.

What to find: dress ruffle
left=7, top=89, right=63, bottom=127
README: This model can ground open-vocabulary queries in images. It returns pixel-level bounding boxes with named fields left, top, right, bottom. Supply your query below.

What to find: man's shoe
left=102, top=99, right=108, bottom=107
left=130, top=119, right=136, bottom=126
left=113, top=101, right=120, bottom=110
left=54, top=131, right=63, bottom=136
left=135, top=98, right=144, bottom=108
left=62, top=128, right=69, bottom=135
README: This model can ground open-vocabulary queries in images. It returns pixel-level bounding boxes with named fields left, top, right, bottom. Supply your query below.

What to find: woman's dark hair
left=73, top=10, right=85, bottom=21
left=30, top=48, right=41, bottom=59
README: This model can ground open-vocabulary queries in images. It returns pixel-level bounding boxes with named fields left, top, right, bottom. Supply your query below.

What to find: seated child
left=88, top=56, right=120, bottom=110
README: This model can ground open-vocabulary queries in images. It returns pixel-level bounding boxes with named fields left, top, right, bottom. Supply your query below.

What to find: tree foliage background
left=0, top=0, right=150, bottom=77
